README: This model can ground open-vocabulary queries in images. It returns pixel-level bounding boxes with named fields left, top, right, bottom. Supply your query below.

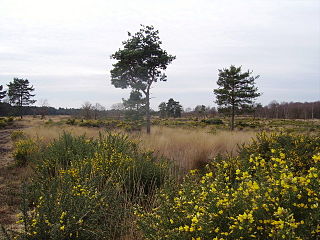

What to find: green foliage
left=214, top=65, right=260, bottom=130
left=44, top=119, right=54, bottom=125
left=13, top=138, right=39, bottom=166
left=158, top=99, right=182, bottom=119
left=136, top=133, right=320, bottom=239
left=11, top=130, right=26, bottom=142
left=0, top=119, right=6, bottom=128
left=17, top=132, right=171, bottom=239
left=65, top=119, right=143, bottom=132
left=201, top=118, right=224, bottom=125
left=0, top=116, right=14, bottom=128
left=7, top=116, right=14, bottom=122
left=122, top=91, right=146, bottom=121
left=166, top=98, right=183, bottom=118
left=110, top=25, right=176, bottom=133
left=239, top=132, right=320, bottom=172
left=110, top=25, right=176, bottom=91
left=0, top=85, right=6, bottom=102
left=7, top=78, right=36, bottom=118
left=66, top=118, right=75, bottom=125
left=158, top=102, right=167, bottom=118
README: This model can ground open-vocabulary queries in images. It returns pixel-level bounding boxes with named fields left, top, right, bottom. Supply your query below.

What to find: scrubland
left=1, top=116, right=319, bottom=239
left=22, top=121, right=256, bottom=171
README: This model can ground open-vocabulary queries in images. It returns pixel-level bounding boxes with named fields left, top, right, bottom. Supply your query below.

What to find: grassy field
left=0, top=116, right=319, bottom=239
left=22, top=119, right=256, bottom=171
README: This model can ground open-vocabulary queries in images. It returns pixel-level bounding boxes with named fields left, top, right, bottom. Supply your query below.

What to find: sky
left=0, top=0, right=319, bottom=110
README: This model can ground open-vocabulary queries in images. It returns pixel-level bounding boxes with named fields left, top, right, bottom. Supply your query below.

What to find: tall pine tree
left=7, top=78, right=36, bottom=118
left=110, top=25, right=175, bottom=133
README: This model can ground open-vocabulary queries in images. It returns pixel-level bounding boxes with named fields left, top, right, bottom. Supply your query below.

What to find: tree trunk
left=230, top=99, right=235, bottom=131
left=146, top=90, right=151, bottom=134
left=231, top=107, right=235, bottom=131
left=20, top=95, right=23, bottom=119
left=231, top=85, right=235, bottom=131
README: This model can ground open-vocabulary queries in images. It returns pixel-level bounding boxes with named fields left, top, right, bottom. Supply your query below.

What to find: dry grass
left=21, top=117, right=256, bottom=171
left=136, top=126, right=256, bottom=171
left=20, top=116, right=102, bottom=143
left=23, top=125, right=102, bottom=143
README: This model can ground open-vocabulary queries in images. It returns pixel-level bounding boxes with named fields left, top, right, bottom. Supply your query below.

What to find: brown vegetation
left=0, top=121, right=31, bottom=235
left=21, top=117, right=255, bottom=171
left=136, top=126, right=255, bottom=170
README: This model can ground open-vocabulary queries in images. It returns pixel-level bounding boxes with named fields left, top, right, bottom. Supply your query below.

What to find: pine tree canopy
left=7, top=78, right=36, bottom=107
left=214, top=65, right=260, bottom=114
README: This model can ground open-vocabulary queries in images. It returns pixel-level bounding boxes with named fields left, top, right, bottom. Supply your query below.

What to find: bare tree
left=39, top=99, right=49, bottom=119
left=110, top=103, right=125, bottom=119
left=93, top=103, right=106, bottom=120
left=81, top=101, right=93, bottom=119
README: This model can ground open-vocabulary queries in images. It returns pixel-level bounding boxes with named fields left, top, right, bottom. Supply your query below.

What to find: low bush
left=44, top=119, right=54, bottom=125
left=13, top=138, right=39, bottom=166
left=11, top=130, right=26, bottom=142
left=65, top=119, right=143, bottom=132
left=0, top=116, right=14, bottom=128
left=239, top=132, right=320, bottom=172
left=201, top=118, right=224, bottom=125
left=65, top=118, right=75, bottom=125
left=17, top=132, right=171, bottom=239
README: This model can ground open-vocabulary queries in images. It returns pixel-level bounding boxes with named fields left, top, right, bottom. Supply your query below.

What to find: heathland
left=0, top=115, right=319, bottom=239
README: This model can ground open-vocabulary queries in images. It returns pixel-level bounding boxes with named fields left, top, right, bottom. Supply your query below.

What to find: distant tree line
left=1, top=96, right=319, bottom=121
left=255, top=101, right=320, bottom=119
left=0, top=103, right=81, bottom=117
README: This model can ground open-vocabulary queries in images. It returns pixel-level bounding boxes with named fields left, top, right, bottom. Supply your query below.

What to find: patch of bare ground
left=0, top=121, right=31, bottom=237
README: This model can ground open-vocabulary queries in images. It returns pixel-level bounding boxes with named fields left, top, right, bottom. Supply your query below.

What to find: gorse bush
left=239, top=132, right=320, bottom=172
left=13, top=138, right=39, bottom=166
left=0, top=116, right=14, bottom=128
left=136, top=133, right=320, bottom=240
left=11, top=130, right=27, bottom=142
left=17, top=132, right=171, bottom=239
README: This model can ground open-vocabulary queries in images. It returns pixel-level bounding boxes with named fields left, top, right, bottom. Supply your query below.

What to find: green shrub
left=66, top=118, right=76, bottom=125
left=7, top=116, right=14, bottom=122
left=13, top=138, right=39, bottom=166
left=11, top=130, right=26, bottom=142
left=44, top=119, right=53, bottom=125
left=0, top=116, right=14, bottom=128
left=0, top=119, right=6, bottom=128
left=201, top=118, right=224, bottom=125
left=239, top=132, right=320, bottom=172
left=18, top=132, right=171, bottom=239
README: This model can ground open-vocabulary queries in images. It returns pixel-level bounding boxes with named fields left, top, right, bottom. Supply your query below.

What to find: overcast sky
left=0, top=0, right=319, bottom=109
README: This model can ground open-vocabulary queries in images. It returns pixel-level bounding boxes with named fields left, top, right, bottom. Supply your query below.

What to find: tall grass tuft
left=137, top=126, right=255, bottom=171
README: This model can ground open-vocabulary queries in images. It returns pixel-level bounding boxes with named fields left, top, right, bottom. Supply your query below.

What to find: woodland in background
left=1, top=100, right=320, bottom=120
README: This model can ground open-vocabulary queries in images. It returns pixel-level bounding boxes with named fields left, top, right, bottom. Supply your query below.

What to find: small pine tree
left=166, top=98, right=182, bottom=118
left=214, top=65, right=261, bottom=130
left=158, top=102, right=167, bottom=118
